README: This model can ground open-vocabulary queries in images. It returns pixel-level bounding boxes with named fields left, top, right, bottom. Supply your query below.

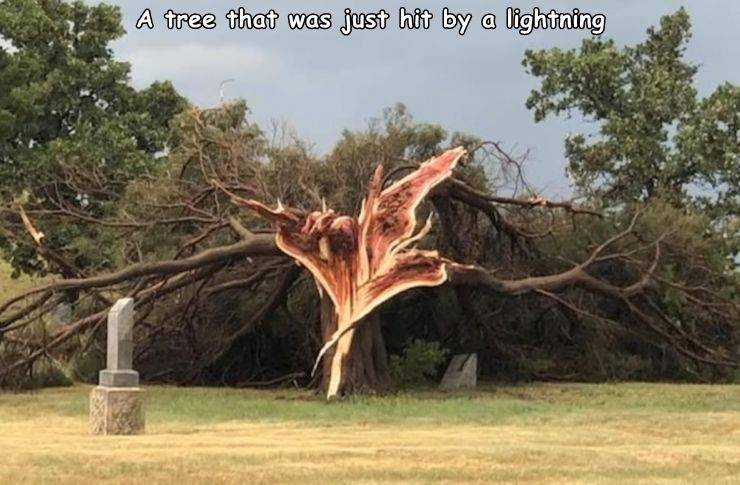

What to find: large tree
left=0, top=0, right=185, bottom=277
left=524, top=8, right=739, bottom=224
left=0, top=9, right=737, bottom=394
left=1, top=101, right=736, bottom=395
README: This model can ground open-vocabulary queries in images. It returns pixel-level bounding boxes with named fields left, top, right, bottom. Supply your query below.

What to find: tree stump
left=320, top=297, right=390, bottom=396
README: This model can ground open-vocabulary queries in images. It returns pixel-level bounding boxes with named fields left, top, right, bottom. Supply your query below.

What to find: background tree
left=0, top=0, right=185, bottom=278
left=0, top=7, right=737, bottom=392
left=523, top=8, right=739, bottom=229
left=2, top=101, right=735, bottom=392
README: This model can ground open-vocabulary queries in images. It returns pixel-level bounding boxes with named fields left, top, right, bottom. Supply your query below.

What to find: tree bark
left=319, top=297, right=390, bottom=397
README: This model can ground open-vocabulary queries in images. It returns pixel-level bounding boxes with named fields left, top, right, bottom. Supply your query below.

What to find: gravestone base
left=99, top=369, right=139, bottom=387
left=89, top=386, right=144, bottom=435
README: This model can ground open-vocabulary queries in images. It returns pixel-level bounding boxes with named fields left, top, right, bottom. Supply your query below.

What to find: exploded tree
left=237, top=149, right=465, bottom=397
left=1, top=122, right=736, bottom=397
left=1, top=5, right=736, bottom=396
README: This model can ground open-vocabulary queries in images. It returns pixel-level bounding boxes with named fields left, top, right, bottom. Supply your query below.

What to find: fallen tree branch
left=235, top=371, right=305, bottom=388
left=205, top=264, right=301, bottom=373
left=0, top=263, right=227, bottom=381
left=0, top=234, right=280, bottom=315
left=443, top=177, right=603, bottom=217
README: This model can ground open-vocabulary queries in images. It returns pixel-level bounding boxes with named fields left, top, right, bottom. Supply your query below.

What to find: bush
left=19, top=359, right=74, bottom=390
left=390, top=339, right=449, bottom=387
left=68, top=346, right=105, bottom=384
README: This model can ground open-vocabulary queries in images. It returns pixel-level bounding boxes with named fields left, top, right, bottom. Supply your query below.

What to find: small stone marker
left=89, top=298, right=144, bottom=435
left=50, top=302, right=71, bottom=328
left=439, top=353, right=477, bottom=391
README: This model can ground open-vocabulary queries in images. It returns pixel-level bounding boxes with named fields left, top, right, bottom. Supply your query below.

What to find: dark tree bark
left=319, top=297, right=390, bottom=396
left=2, top=141, right=736, bottom=391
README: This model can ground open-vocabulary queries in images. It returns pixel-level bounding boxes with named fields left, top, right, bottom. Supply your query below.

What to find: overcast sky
left=105, top=1, right=739, bottom=196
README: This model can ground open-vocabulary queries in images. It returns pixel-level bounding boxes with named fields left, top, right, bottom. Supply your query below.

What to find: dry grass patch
left=0, top=383, right=738, bottom=484
left=0, top=260, right=40, bottom=302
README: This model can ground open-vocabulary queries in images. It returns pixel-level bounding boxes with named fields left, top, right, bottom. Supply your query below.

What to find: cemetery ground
left=1, top=383, right=738, bottom=484
left=0, top=261, right=39, bottom=302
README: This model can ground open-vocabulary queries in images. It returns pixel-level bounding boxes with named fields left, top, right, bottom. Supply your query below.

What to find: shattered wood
left=238, top=148, right=467, bottom=398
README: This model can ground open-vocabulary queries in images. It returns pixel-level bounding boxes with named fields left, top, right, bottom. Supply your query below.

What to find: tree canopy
left=0, top=0, right=185, bottom=277
left=524, top=8, right=739, bottom=226
left=0, top=5, right=737, bottom=392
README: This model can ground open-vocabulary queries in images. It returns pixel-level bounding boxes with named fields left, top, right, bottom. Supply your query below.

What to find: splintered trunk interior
left=239, top=149, right=466, bottom=398
left=319, top=297, right=390, bottom=397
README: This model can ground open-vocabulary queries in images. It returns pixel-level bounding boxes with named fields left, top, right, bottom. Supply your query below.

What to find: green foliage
left=677, top=82, right=740, bottom=216
left=1, top=8, right=736, bottom=390
left=18, top=358, right=74, bottom=390
left=524, top=8, right=738, bottom=220
left=319, top=103, right=489, bottom=214
left=389, top=339, right=449, bottom=386
left=67, top=345, right=104, bottom=384
left=0, top=0, right=186, bottom=276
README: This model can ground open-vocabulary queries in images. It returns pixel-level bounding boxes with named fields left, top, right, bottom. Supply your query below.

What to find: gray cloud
left=91, top=1, right=740, bottom=196
left=121, top=42, right=280, bottom=94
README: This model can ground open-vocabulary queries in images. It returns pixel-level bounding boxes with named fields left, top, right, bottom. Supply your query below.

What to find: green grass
left=5, top=382, right=737, bottom=424
left=0, top=260, right=35, bottom=301
left=1, top=383, right=738, bottom=484
left=2, top=265, right=739, bottom=482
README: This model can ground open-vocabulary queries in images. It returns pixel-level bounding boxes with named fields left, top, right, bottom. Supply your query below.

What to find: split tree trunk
left=319, top=297, right=390, bottom=397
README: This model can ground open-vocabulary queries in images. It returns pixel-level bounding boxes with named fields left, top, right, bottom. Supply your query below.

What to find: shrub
left=68, top=346, right=105, bottom=384
left=390, top=339, right=449, bottom=386
left=20, top=359, right=74, bottom=390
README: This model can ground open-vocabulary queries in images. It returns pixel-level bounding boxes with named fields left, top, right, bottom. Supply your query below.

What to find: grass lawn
left=0, top=383, right=738, bottom=484
left=0, top=260, right=39, bottom=302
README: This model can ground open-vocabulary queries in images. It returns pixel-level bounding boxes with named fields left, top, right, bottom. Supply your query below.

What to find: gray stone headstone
left=98, top=298, right=139, bottom=387
left=439, top=353, right=477, bottom=391
left=91, top=298, right=144, bottom=435
left=50, top=302, right=72, bottom=328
